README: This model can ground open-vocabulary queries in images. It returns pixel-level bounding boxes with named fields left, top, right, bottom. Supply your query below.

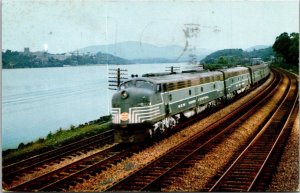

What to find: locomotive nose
left=112, top=87, right=154, bottom=108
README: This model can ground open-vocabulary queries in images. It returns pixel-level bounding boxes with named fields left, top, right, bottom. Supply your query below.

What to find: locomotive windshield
left=135, top=80, right=154, bottom=90
left=120, top=80, right=154, bottom=90
left=120, top=81, right=134, bottom=89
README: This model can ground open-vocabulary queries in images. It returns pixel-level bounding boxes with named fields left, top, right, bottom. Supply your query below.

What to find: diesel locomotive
left=111, top=63, right=270, bottom=143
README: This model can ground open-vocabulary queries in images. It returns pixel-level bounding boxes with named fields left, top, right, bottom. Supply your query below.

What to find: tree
left=288, top=32, right=299, bottom=65
left=272, top=32, right=299, bottom=67
left=216, top=56, right=228, bottom=65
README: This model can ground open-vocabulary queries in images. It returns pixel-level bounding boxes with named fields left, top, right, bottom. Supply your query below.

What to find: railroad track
left=206, top=70, right=298, bottom=192
left=3, top=129, right=114, bottom=185
left=8, top=143, right=143, bottom=192
left=105, top=69, right=284, bottom=191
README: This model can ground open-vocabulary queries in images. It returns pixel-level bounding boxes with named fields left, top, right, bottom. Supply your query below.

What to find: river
left=2, top=63, right=189, bottom=149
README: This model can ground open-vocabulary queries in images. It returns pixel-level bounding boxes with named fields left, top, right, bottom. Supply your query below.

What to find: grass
left=3, top=115, right=112, bottom=165
left=271, top=63, right=299, bottom=74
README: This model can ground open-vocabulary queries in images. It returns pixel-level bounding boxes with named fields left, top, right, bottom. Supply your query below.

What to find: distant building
left=250, top=58, right=263, bottom=65
left=31, top=51, right=46, bottom=58
left=24, top=47, right=30, bottom=54
left=50, top=54, right=69, bottom=61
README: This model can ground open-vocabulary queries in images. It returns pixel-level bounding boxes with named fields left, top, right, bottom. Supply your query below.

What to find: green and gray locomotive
left=111, top=63, right=270, bottom=143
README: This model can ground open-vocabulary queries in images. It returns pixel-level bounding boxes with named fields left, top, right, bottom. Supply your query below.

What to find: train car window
left=136, top=80, right=154, bottom=90
left=189, top=90, right=191, bottom=95
left=169, top=94, right=172, bottom=101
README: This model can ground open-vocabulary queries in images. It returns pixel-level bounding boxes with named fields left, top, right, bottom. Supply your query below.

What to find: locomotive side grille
left=111, top=108, right=121, bottom=124
left=187, top=80, right=191, bottom=87
left=177, top=81, right=186, bottom=89
left=129, top=104, right=162, bottom=123
left=167, top=82, right=176, bottom=91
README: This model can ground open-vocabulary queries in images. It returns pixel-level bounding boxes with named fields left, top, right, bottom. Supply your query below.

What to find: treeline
left=201, top=49, right=246, bottom=65
left=201, top=47, right=274, bottom=65
left=63, top=52, right=132, bottom=65
left=201, top=32, right=298, bottom=73
left=272, top=32, right=299, bottom=73
left=2, top=50, right=63, bottom=68
left=2, top=50, right=132, bottom=69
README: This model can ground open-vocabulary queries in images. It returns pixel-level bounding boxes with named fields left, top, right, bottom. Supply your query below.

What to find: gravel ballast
left=164, top=73, right=290, bottom=191
left=268, top=111, right=299, bottom=191
left=4, top=143, right=115, bottom=190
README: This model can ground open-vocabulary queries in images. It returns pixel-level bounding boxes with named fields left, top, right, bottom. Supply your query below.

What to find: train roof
left=247, top=63, right=269, bottom=70
left=218, top=66, right=249, bottom=73
left=135, top=70, right=222, bottom=84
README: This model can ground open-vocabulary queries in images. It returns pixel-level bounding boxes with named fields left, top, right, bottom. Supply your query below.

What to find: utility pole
left=108, top=68, right=128, bottom=90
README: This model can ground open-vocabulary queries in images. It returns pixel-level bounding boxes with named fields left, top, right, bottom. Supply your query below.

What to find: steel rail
left=208, top=71, right=298, bottom=192
left=3, top=129, right=114, bottom=184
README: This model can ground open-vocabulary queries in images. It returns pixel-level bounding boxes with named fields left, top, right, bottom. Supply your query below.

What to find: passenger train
left=111, top=63, right=270, bottom=143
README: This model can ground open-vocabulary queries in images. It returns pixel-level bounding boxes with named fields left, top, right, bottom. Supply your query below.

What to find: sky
left=2, top=0, right=299, bottom=54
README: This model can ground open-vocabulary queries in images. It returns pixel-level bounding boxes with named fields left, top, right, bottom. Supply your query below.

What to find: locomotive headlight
left=120, top=90, right=129, bottom=99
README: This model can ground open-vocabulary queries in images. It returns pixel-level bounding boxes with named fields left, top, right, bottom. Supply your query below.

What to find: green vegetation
left=201, top=32, right=299, bottom=74
left=201, top=47, right=275, bottom=70
left=272, top=32, right=299, bottom=73
left=201, top=49, right=246, bottom=65
left=3, top=115, right=112, bottom=164
left=2, top=50, right=132, bottom=69
left=2, top=50, right=63, bottom=68
left=62, top=52, right=132, bottom=65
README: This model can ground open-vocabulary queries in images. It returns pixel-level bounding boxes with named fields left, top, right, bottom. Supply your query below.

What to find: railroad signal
left=108, top=68, right=128, bottom=90
left=165, top=66, right=180, bottom=74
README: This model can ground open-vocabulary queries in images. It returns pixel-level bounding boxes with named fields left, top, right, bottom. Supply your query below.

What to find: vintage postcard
left=2, top=0, right=299, bottom=192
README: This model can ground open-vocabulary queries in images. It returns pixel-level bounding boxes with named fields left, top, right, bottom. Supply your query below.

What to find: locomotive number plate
left=120, top=112, right=129, bottom=121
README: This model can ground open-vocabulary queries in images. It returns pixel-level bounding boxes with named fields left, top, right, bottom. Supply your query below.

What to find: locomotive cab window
left=162, top=83, right=167, bottom=92
left=156, top=84, right=161, bottom=92
left=120, top=80, right=134, bottom=89
left=136, top=80, right=154, bottom=90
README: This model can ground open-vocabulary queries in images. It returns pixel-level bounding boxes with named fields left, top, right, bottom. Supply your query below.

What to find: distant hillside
left=201, top=49, right=246, bottom=64
left=2, top=50, right=132, bottom=69
left=245, top=45, right=270, bottom=52
left=246, top=47, right=274, bottom=61
left=63, top=52, right=132, bottom=65
left=78, top=41, right=213, bottom=62
left=201, top=47, right=274, bottom=64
